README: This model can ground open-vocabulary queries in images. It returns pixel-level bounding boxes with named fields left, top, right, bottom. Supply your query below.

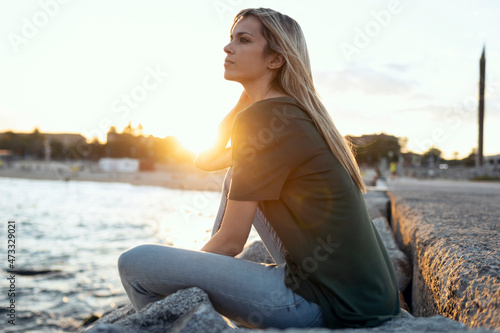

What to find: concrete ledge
left=387, top=179, right=500, bottom=330
left=372, top=217, right=411, bottom=293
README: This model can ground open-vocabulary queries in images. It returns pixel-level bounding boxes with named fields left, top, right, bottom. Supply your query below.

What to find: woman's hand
left=194, top=146, right=232, bottom=172
left=194, top=91, right=251, bottom=172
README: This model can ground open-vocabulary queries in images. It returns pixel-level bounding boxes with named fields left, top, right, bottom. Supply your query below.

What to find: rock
left=372, top=217, right=412, bottom=292
left=81, top=302, right=136, bottom=331
left=86, top=323, right=137, bottom=333
left=83, top=287, right=232, bottom=333
left=169, top=302, right=235, bottom=333
left=237, top=239, right=274, bottom=264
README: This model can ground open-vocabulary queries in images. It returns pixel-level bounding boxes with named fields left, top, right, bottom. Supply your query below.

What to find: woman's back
left=230, top=96, right=401, bottom=328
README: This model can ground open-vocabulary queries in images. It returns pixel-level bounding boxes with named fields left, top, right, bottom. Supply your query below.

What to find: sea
left=0, top=177, right=253, bottom=332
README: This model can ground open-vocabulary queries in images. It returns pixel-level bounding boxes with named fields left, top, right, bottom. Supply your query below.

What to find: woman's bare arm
left=194, top=91, right=251, bottom=172
left=200, top=199, right=258, bottom=256
left=194, top=147, right=233, bottom=172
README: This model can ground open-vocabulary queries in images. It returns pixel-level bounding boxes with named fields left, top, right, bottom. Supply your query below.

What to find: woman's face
left=223, top=16, right=273, bottom=84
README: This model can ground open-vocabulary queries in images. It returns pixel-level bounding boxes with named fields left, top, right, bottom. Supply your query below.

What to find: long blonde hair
left=232, top=8, right=367, bottom=193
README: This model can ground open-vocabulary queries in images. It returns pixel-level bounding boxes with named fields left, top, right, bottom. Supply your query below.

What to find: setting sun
left=176, top=130, right=217, bottom=154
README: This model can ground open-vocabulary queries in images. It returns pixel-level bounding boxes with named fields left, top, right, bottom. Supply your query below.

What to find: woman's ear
left=268, top=53, right=285, bottom=70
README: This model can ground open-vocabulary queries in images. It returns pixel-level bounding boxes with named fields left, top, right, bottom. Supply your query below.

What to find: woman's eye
left=240, top=38, right=248, bottom=43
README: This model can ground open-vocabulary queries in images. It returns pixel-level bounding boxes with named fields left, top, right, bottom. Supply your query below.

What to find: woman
left=118, top=8, right=401, bottom=329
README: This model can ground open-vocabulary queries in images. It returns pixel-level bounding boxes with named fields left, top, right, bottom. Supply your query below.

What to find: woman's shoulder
left=252, top=95, right=302, bottom=111
left=238, top=95, right=309, bottom=123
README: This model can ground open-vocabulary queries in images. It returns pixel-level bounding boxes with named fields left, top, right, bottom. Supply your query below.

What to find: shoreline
left=0, top=166, right=227, bottom=192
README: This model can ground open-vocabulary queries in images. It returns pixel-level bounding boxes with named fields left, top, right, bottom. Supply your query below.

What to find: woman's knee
left=117, top=244, right=156, bottom=278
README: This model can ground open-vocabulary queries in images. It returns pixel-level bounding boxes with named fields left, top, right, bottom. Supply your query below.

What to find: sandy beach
left=0, top=162, right=227, bottom=192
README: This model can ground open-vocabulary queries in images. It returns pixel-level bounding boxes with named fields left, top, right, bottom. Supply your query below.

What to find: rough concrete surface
left=237, top=310, right=493, bottom=332
left=387, top=178, right=500, bottom=330
left=372, top=217, right=412, bottom=292
left=364, top=188, right=412, bottom=292
left=363, top=189, right=391, bottom=219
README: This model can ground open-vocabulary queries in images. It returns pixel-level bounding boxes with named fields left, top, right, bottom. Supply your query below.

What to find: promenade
left=387, top=177, right=500, bottom=329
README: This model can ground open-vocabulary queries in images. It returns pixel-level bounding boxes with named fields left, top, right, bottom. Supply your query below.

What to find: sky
left=0, top=0, right=499, bottom=159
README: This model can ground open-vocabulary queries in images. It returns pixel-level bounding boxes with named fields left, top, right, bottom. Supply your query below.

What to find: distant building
left=43, top=133, right=86, bottom=146
left=98, top=158, right=139, bottom=172
left=106, top=129, right=120, bottom=143
left=0, top=131, right=86, bottom=145
left=400, top=152, right=422, bottom=168
left=349, top=133, right=400, bottom=146
left=0, top=149, right=13, bottom=166
left=485, top=154, right=500, bottom=170
left=0, top=149, right=13, bottom=157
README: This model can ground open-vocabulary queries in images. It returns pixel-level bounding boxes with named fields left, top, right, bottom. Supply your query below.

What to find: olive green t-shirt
left=229, top=96, right=401, bottom=328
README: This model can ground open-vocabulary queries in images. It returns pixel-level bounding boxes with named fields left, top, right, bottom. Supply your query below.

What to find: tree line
left=0, top=126, right=477, bottom=168
left=0, top=126, right=195, bottom=165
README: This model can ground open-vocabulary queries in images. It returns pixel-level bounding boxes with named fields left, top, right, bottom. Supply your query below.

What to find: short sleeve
left=228, top=110, right=292, bottom=201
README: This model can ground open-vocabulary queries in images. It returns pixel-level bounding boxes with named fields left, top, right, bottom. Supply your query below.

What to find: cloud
left=384, top=62, right=413, bottom=72
left=314, top=65, right=418, bottom=96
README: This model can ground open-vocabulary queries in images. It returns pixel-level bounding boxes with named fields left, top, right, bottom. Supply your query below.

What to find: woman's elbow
left=227, top=242, right=244, bottom=257
left=194, top=154, right=210, bottom=171
left=193, top=156, right=203, bottom=170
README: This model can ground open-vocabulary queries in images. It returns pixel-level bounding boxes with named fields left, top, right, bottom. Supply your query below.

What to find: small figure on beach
left=390, top=161, right=398, bottom=179
left=118, top=8, right=401, bottom=329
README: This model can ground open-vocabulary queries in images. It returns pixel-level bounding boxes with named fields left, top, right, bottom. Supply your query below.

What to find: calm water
left=0, top=177, right=245, bottom=332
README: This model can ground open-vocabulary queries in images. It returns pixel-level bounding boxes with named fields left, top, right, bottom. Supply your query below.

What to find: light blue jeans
left=118, top=169, right=325, bottom=329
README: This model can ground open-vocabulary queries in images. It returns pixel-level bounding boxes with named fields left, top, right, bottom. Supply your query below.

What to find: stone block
left=234, top=310, right=492, bottom=332
left=372, top=217, right=412, bottom=292
left=363, top=190, right=390, bottom=219
left=388, top=179, right=500, bottom=330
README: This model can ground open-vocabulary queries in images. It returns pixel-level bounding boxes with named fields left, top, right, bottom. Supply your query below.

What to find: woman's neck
left=243, top=80, right=287, bottom=103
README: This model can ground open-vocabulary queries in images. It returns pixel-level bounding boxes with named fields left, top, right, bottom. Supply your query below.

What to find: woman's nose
left=223, top=42, right=232, bottom=54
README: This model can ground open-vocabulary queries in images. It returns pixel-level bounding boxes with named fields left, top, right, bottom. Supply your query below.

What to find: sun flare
left=176, top=130, right=217, bottom=154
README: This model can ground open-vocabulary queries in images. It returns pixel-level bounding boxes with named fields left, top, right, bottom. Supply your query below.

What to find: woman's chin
left=223, top=72, right=239, bottom=82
